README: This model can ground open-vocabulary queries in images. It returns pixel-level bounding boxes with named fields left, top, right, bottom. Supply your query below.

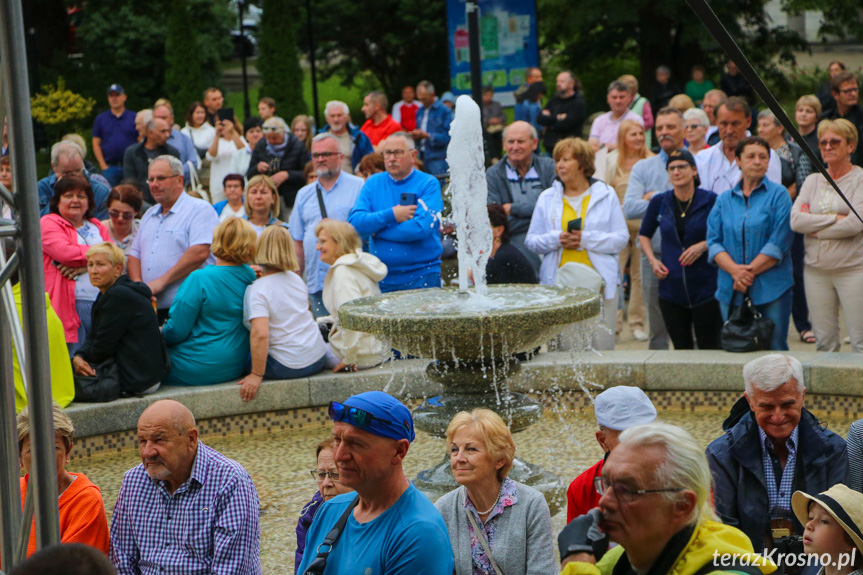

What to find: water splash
left=446, top=95, right=493, bottom=296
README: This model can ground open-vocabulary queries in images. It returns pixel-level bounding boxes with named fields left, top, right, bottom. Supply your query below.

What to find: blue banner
left=446, top=0, right=539, bottom=107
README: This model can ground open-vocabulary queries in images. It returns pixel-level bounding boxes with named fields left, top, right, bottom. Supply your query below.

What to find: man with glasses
left=128, top=155, right=218, bottom=323
left=695, top=97, right=781, bottom=195
left=706, top=354, right=847, bottom=554
left=349, top=132, right=443, bottom=292
left=824, top=71, right=863, bottom=167
left=38, top=141, right=111, bottom=219
left=560, top=422, right=771, bottom=575
left=289, top=133, right=364, bottom=316
left=298, top=391, right=453, bottom=575
left=122, top=117, right=181, bottom=204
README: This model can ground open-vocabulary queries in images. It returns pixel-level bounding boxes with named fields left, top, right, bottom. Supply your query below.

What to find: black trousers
left=658, top=297, right=723, bottom=350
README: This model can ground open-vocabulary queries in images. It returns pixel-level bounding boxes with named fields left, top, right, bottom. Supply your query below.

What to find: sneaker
left=632, top=328, right=649, bottom=342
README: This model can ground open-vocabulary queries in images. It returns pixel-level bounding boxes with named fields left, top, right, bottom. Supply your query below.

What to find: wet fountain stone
left=339, top=285, right=601, bottom=512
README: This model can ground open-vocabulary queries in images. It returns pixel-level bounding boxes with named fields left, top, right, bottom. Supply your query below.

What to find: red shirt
left=566, top=458, right=604, bottom=523
left=397, top=103, right=419, bottom=131
left=360, top=115, right=402, bottom=146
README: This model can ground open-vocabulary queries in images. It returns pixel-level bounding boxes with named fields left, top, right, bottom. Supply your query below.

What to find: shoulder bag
left=462, top=489, right=504, bottom=575
left=302, top=495, right=360, bottom=575
left=186, top=160, right=209, bottom=203
left=73, top=358, right=120, bottom=402
left=720, top=289, right=774, bottom=352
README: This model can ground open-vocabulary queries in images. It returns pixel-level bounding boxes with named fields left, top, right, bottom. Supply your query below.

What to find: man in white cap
left=566, top=386, right=657, bottom=522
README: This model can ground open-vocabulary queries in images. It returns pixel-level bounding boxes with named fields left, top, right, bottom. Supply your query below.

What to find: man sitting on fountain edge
left=348, top=132, right=443, bottom=293
left=297, top=391, right=453, bottom=575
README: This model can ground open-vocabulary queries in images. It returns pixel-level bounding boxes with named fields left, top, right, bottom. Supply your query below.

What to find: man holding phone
left=348, top=132, right=443, bottom=292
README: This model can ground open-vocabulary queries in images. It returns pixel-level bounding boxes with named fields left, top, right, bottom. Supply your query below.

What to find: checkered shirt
left=110, top=441, right=261, bottom=575
left=759, top=425, right=799, bottom=522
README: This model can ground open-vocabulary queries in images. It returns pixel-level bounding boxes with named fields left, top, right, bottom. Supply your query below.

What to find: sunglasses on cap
left=328, top=401, right=408, bottom=434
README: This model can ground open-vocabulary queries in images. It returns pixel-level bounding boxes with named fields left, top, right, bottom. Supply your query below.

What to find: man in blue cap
left=298, top=391, right=454, bottom=575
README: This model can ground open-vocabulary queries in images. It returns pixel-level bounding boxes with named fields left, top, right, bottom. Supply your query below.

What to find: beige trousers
left=617, top=219, right=645, bottom=332
left=804, top=264, right=863, bottom=353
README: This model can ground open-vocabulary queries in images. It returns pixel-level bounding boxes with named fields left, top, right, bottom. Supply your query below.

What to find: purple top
left=465, top=477, right=518, bottom=575
left=295, top=491, right=325, bottom=573
left=92, top=108, right=138, bottom=164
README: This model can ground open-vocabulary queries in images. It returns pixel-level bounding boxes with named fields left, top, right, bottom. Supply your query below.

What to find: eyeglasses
left=819, top=138, right=844, bottom=149
left=261, top=126, right=282, bottom=133
left=109, top=210, right=135, bottom=220
left=146, top=175, right=180, bottom=184
left=311, top=151, right=338, bottom=159
left=329, top=401, right=404, bottom=432
left=309, top=469, right=340, bottom=481
left=594, top=477, right=684, bottom=503
left=838, top=87, right=859, bottom=95
left=383, top=149, right=408, bottom=157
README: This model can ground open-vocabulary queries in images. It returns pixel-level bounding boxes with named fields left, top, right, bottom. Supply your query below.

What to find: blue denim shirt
left=706, top=178, right=793, bottom=305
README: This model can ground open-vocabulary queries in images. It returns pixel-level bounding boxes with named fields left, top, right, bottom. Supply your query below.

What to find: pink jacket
left=41, top=214, right=110, bottom=342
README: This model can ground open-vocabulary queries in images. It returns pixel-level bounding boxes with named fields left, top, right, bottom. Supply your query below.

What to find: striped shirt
left=759, top=425, right=798, bottom=522
left=110, top=441, right=261, bottom=575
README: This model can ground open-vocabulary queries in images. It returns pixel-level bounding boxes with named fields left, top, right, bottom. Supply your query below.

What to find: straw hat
left=791, top=484, right=863, bottom=552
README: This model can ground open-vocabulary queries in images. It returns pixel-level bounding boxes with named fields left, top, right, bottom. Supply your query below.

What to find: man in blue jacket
left=706, top=354, right=847, bottom=554
left=321, top=100, right=374, bottom=175
left=411, top=80, right=453, bottom=177
left=38, top=141, right=110, bottom=219
left=348, top=132, right=443, bottom=292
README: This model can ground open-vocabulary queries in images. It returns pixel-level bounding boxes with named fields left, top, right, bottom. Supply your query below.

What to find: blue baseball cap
left=330, top=391, right=416, bottom=442
left=107, top=84, right=124, bottom=94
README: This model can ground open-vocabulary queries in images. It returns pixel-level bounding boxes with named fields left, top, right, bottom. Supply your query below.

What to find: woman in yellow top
left=526, top=138, right=629, bottom=350
left=604, top=120, right=654, bottom=341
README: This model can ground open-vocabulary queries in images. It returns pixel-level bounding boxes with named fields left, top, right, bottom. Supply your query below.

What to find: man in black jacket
left=536, top=71, right=587, bottom=155
left=122, top=118, right=181, bottom=203
left=824, top=71, right=863, bottom=167
left=246, top=116, right=307, bottom=213
left=73, top=243, right=168, bottom=397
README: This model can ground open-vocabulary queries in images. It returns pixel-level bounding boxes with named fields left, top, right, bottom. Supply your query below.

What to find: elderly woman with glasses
left=246, top=116, right=307, bottom=212
left=294, top=437, right=355, bottom=573
left=683, top=108, right=710, bottom=154
left=791, top=118, right=863, bottom=352
left=435, top=409, right=555, bottom=575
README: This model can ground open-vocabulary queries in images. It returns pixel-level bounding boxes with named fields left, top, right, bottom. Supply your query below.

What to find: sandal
left=800, top=330, right=816, bottom=344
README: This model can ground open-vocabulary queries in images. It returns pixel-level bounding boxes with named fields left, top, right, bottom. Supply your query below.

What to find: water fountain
left=339, top=96, right=601, bottom=511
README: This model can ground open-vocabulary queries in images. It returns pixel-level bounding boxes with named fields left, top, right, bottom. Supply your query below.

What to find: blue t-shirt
left=92, top=109, right=138, bottom=164
left=297, top=485, right=454, bottom=575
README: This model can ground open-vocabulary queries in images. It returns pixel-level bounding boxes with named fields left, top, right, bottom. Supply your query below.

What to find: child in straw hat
left=792, top=484, right=863, bottom=575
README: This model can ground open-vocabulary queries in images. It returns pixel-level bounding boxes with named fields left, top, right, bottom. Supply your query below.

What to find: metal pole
left=0, top=0, right=61, bottom=549
left=0, top=297, right=22, bottom=572
left=466, top=1, right=483, bottom=108
left=239, top=0, right=251, bottom=119
left=305, top=0, right=320, bottom=127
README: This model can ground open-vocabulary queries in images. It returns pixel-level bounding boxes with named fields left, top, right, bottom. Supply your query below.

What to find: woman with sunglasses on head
left=101, top=185, right=142, bottom=260
left=295, top=437, right=355, bottom=573
left=791, top=118, right=863, bottom=352
left=435, top=409, right=556, bottom=575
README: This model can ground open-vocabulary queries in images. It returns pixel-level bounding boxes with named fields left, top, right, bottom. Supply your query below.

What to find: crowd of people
left=14, top=354, right=863, bottom=575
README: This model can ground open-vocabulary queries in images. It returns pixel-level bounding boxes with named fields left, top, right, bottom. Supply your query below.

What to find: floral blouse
left=464, top=477, right=518, bottom=575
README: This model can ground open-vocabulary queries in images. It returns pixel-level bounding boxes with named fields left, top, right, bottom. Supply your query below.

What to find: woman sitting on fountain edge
left=435, top=408, right=556, bottom=575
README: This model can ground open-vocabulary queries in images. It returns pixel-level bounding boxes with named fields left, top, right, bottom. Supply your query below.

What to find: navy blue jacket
left=706, top=408, right=848, bottom=552
left=639, top=188, right=717, bottom=308
left=321, top=122, right=374, bottom=171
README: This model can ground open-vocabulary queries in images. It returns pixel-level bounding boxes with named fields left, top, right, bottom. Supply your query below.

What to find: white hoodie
left=321, top=250, right=389, bottom=367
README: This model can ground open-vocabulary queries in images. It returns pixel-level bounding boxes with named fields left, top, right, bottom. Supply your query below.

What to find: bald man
left=110, top=400, right=261, bottom=574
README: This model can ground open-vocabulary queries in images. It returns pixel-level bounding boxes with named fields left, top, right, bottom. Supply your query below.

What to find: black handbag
left=73, top=358, right=121, bottom=402
left=720, top=291, right=775, bottom=352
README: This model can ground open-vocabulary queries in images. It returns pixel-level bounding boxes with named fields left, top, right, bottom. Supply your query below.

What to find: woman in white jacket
left=525, top=137, right=629, bottom=349
left=316, top=219, right=389, bottom=371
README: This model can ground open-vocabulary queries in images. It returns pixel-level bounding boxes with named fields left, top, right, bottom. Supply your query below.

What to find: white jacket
left=321, top=250, right=388, bottom=367
left=525, top=178, right=629, bottom=299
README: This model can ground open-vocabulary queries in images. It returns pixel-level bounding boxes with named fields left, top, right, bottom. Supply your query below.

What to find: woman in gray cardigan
left=435, top=409, right=557, bottom=575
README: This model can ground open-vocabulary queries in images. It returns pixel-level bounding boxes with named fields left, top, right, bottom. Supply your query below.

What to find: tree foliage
left=297, top=0, right=449, bottom=108
left=165, top=0, right=207, bottom=118
left=258, top=0, right=306, bottom=119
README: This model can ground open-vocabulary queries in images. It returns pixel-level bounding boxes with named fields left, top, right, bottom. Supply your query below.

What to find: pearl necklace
left=473, top=484, right=503, bottom=515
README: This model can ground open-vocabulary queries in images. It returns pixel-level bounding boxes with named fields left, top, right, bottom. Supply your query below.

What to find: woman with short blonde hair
left=314, top=219, right=362, bottom=259
left=162, top=218, right=257, bottom=386
left=237, top=224, right=328, bottom=401
left=435, top=409, right=555, bottom=575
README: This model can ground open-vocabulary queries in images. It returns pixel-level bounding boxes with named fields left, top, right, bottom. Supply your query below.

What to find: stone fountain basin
left=339, top=285, right=601, bottom=361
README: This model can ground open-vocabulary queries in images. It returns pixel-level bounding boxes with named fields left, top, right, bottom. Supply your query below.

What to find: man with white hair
left=288, top=133, right=364, bottom=316
left=566, top=386, right=657, bottom=522
left=246, top=116, right=307, bottom=212
left=321, top=100, right=374, bottom=175
left=411, top=80, right=453, bottom=176
left=706, top=354, right=847, bottom=554
left=123, top=117, right=181, bottom=203
left=559, top=422, right=773, bottom=575
left=38, top=141, right=111, bottom=219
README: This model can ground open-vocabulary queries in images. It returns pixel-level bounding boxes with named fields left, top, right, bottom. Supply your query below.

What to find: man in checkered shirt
left=110, top=400, right=261, bottom=574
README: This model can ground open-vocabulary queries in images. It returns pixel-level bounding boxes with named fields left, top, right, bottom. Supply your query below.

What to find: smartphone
left=567, top=218, right=582, bottom=232
left=217, top=107, right=234, bottom=122
left=399, top=192, right=418, bottom=206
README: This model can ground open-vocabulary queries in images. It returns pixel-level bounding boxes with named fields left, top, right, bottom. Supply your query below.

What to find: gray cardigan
left=434, top=481, right=557, bottom=575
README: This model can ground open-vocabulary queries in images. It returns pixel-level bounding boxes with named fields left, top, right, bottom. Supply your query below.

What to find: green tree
left=257, top=0, right=306, bottom=119
left=165, top=0, right=206, bottom=117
